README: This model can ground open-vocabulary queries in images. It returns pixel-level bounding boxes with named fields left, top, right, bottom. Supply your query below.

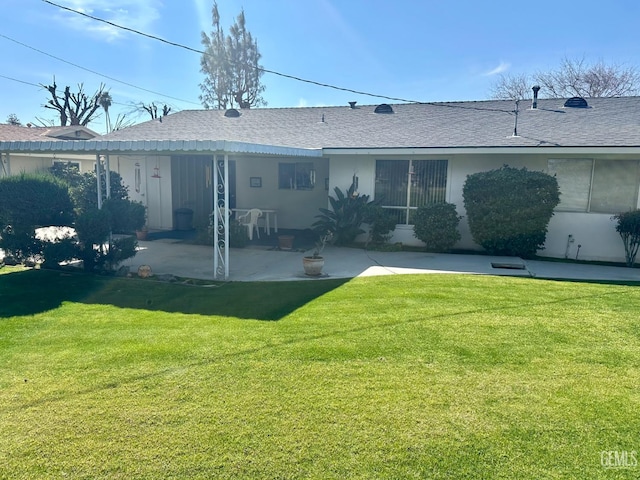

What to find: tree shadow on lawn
left=0, top=268, right=349, bottom=321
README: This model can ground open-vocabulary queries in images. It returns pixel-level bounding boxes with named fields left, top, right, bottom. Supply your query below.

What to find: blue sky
left=1, top=0, right=639, bottom=133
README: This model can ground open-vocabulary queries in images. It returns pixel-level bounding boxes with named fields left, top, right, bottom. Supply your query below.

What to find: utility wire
left=0, top=32, right=200, bottom=106
left=42, top=0, right=513, bottom=115
left=0, top=74, right=40, bottom=88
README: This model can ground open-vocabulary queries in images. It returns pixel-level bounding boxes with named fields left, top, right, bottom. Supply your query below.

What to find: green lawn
left=1, top=266, right=639, bottom=479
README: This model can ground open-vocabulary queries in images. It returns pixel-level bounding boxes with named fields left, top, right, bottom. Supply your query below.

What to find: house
left=2, top=94, right=640, bottom=267
left=0, top=124, right=99, bottom=176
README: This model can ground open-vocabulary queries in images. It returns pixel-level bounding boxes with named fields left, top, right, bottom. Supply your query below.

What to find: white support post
left=213, top=154, right=229, bottom=280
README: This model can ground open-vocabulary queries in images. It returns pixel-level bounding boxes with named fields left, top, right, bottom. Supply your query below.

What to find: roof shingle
left=99, top=97, right=640, bottom=149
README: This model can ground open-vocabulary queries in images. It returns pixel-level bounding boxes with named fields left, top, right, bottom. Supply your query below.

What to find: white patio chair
left=237, top=208, right=263, bottom=240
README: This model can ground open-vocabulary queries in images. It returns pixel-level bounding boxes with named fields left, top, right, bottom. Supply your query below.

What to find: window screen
left=547, top=159, right=592, bottom=212
left=590, top=160, right=640, bottom=213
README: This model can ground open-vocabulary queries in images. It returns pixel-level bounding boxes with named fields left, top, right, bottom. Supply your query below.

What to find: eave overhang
left=0, top=140, right=323, bottom=158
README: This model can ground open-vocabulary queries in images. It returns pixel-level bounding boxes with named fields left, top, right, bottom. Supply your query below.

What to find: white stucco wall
left=328, top=152, right=634, bottom=262
left=114, top=155, right=173, bottom=230
left=3, top=153, right=96, bottom=175
left=235, top=155, right=329, bottom=230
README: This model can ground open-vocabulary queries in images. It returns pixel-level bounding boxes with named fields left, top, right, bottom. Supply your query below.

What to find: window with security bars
left=548, top=159, right=640, bottom=213
left=374, top=159, right=448, bottom=224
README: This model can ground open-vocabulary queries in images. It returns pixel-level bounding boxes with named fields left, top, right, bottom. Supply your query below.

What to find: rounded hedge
left=413, top=203, right=461, bottom=252
left=462, top=165, right=560, bottom=257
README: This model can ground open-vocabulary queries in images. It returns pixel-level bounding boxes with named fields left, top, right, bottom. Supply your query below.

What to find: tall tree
left=42, top=79, right=106, bottom=126
left=199, top=3, right=266, bottom=109
left=98, top=91, right=112, bottom=133
left=490, top=57, right=640, bottom=100
left=5, top=113, right=21, bottom=126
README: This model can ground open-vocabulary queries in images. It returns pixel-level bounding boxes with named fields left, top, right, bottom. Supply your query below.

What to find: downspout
left=105, top=154, right=111, bottom=199
left=1, top=153, right=11, bottom=177
left=96, top=154, right=102, bottom=209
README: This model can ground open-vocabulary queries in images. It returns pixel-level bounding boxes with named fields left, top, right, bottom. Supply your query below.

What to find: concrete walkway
left=121, top=239, right=640, bottom=283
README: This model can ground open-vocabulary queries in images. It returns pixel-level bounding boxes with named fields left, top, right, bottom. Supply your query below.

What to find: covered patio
left=0, top=138, right=329, bottom=280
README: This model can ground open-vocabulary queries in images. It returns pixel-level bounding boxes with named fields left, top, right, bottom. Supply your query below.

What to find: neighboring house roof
left=2, top=97, right=640, bottom=154
left=0, top=124, right=98, bottom=141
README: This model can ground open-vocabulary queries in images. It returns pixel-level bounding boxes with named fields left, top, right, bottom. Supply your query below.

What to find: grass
left=1, top=266, right=639, bottom=479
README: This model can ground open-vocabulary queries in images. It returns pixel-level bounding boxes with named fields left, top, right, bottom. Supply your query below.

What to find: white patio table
left=232, top=208, right=278, bottom=235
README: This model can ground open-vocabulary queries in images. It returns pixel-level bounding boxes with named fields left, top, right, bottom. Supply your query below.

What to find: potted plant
left=135, top=224, right=149, bottom=241
left=128, top=201, right=148, bottom=241
left=302, top=230, right=331, bottom=276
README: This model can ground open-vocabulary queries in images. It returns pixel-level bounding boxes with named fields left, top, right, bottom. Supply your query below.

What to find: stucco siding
left=329, top=152, right=633, bottom=261
left=235, top=155, right=329, bottom=230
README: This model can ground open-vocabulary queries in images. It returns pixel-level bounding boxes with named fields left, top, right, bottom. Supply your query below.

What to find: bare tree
left=110, top=113, right=135, bottom=131
left=490, top=73, right=533, bottom=100
left=42, top=79, right=106, bottom=126
left=538, top=57, right=640, bottom=98
left=141, top=102, right=172, bottom=120
left=490, top=57, right=640, bottom=99
left=199, top=3, right=266, bottom=109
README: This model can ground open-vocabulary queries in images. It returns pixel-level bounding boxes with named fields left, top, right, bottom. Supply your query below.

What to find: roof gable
left=0, top=124, right=98, bottom=142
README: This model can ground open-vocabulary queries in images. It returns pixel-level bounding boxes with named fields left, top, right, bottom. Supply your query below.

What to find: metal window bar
left=376, top=159, right=448, bottom=224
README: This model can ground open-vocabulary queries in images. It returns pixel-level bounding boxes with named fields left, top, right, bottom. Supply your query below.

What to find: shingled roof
left=3, top=97, right=640, bottom=154
left=0, top=124, right=98, bottom=142
left=98, top=97, right=640, bottom=150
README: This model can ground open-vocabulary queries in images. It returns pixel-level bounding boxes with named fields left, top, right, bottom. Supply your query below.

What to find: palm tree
left=99, top=91, right=113, bottom=133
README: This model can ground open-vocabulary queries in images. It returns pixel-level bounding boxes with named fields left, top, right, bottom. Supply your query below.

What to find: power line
left=41, top=0, right=514, bottom=115
left=38, top=1, right=433, bottom=106
left=0, top=74, right=41, bottom=88
left=0, top=33, right=200, bottom=106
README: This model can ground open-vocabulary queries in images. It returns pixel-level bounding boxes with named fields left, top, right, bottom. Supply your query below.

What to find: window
left=548, top=159, right=592, bottom=212
left=548, top=159, right=640, bottom=213
left=52, top=160, right=80, bottom=170
left=375, top=159, right=448, bottom=224
left=278, top=162, right=315, bottom=190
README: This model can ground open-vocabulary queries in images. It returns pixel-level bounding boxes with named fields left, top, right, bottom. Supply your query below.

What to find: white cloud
left=193, top=0, right=210, bottom=33
left=51, top=0, right=161, bottom=42
left=484, top=61, right=510, bottom=76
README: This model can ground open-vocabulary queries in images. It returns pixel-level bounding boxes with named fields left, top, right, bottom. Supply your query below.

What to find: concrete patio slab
left=120, top=240, right=640, bottom=283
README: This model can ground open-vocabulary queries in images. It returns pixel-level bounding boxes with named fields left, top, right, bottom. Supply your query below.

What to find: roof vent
left=374, top=103, right=394, bottom=114
left=531, top=85, right=541, bottom=109
left=224, top=108, right=241, bottom=118
left=348, top=101, right=357, bottom=109
left=563, top=97, right=589, bottom=108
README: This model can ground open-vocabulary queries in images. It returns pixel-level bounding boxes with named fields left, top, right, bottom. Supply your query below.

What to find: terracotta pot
left=136, top=230, right=148, bottom=241
left=278, top=235, right=294, bottom=250
left=302, top=256, right=324, bottom=276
